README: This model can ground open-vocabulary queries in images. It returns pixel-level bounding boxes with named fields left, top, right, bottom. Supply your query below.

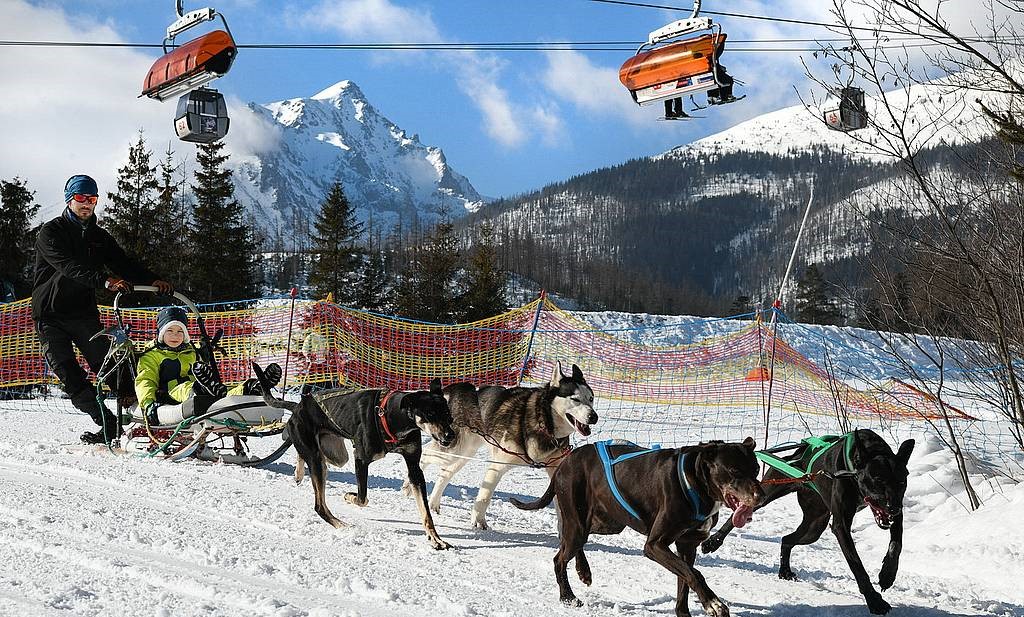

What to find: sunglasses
left=71, top=194, right=99, bottom=205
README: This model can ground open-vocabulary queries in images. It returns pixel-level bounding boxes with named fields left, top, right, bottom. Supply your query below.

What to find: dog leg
left=831, top=507, right=891, bottom=615
left=344, top=458, right=371, bottom=507
left=674, top=540, right=697, bottom=617
left=294, top=454, right=306, bottom=484
left=426, top=433, right=482, bottom=513
left=472, top=459, right=513, bottom=530
left=308, top=454, right=346, bottom=528
left=779, top=491, right=830, bottom=580
left=403, top=452, right=451, bottom=550
left=878, top=514, right=904, bottom=591
left=554, top=514, right=588, bottom=606
left=643, top=525, right=724, bottom=617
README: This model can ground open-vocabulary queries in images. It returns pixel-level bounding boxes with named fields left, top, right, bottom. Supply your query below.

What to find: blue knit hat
left=156, top=306, right=190, bottom=345
left=64, top=174, right=98, bottom=203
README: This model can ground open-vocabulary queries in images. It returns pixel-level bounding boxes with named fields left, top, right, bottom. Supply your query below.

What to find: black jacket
left=32, top=209, right=158, bottom=321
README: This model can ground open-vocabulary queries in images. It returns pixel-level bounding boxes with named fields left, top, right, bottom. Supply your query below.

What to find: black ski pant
left=34, top=316, right=116, bottom=427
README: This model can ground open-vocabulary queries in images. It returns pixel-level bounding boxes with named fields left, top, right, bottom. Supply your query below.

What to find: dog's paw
left=703, top=597, right=729, bottom=617
left=344, top=492, right=368, bottom=507
left=778, top=567, right=797, bottom=581
left=576, top=566, right=592, bottom=586
left=701, top=536, right=723, bottom=554
left=560, top=596, right=582, bottom=608
left=878, top=564, right=897, bottom=590
left=472, top=516, right=489, bottom=530
left=430, top=502, right=441, bottom=515
left=429, top=537, right=452, bottom=550
left=866, top=592, right=891, bottom=615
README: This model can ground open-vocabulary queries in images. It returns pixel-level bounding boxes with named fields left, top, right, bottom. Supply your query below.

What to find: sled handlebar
left=114, top=285, right=202, bottom=318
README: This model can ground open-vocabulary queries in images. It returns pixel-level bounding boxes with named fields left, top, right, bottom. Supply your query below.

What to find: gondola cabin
left=174, top=88, right=229, bottom=143
left=142, top=29, right=237, bottom=102
left=824, top=87, right=868, bottom=132
left=619, top=33, right=725, bottom=106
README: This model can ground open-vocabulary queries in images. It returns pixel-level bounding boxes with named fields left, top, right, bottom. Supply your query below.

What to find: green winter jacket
left=135, top=342, right=243, bottom=409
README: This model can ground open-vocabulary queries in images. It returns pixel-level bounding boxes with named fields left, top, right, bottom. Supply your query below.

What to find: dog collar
left=678, top=453, right=708, bottom=522
left=377, top=391, right=400, bottom=444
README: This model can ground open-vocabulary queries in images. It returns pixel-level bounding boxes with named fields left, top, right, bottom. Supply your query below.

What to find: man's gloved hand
left=152, top=279, right=173, bottom=295
left=105, top=277, right=131, bottom=293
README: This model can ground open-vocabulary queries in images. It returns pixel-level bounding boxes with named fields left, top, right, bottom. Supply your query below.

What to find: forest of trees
left=1, top=133, right=508, bottom=322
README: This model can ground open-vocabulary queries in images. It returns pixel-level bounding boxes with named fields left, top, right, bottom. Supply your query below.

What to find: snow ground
left=0, top=400, right=1020, bottom=617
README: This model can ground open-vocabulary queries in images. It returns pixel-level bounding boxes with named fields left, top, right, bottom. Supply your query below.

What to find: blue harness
left=595, top=440, right=708, bottom=522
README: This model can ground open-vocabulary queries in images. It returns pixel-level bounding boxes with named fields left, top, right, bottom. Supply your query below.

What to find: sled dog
left=416, top=361, right=599, bottom=529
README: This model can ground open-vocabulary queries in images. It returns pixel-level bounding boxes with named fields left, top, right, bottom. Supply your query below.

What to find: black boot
left=191, top=362, right=227, bottom=398
left=243, top=363, right=282, bottom=395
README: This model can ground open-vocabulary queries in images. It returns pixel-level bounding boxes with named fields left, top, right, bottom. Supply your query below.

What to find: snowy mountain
left=462, top=73, right=1004, bottom=315
left=230, top=80, right=485, bottom=243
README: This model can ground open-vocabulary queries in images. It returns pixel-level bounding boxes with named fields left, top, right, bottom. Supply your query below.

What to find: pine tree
left=150, top=145, right=191, bottom=287
left=353, top=248, right=392, bottom=312
left=459, top=223, right=507, bottom=321
left=188, top=140, right=259, bottom=303
left=728, top=294, right=753, bottom=317
left=0, top=177, right=41, bottom=299
left=105, top=131, right=160, bottom=265
left=397, top=217, right=461, bottom=322
left=794, top=264, right=845, bottom=325
left=308, top=182, right=364, bottom=304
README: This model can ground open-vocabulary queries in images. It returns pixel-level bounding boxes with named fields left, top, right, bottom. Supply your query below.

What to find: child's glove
left=144, top=401, right=160, bottom=426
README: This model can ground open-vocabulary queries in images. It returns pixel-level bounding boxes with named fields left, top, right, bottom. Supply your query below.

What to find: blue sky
left=0, top=1, right=998, bottom=209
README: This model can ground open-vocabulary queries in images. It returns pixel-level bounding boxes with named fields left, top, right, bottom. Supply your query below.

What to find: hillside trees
left=396, top=214, right=462, bottom=322
left=793, top=264, right=845, bottom=325
left=0, top=177, right=40, bottom=300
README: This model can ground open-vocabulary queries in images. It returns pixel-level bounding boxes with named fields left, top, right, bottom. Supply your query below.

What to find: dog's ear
left=550, top=361, right=564, bottom=387
left=896, top=439, right=915, bottom=467
left=741, top=436, right=756, bottom=450
left=429, top=377, right=443, bottom=395
left=571, top=363, right=584, bottom=382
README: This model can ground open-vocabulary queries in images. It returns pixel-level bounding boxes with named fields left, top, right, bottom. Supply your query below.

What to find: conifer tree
left=459, top=223, right=507, bottom=322
left=794, top=264, right=845, bottom=325
left=396, top=216, right=461, bottom=322
left=728, top=294, right=754, bottom=317
left=151, top=145, right=191, bottom=287
left=188, top=140, right=259, bottom=303
left=0, top=177, right=41, bottom=300
left=353, top=248, right=392, bottom=312
left=308, top=182, right=364, bottom=303
left=106, top=131, right=159, bottom=264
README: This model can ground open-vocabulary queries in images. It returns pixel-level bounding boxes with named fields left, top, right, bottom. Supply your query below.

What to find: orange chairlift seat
left=142, top=29, right=236, bottom=102
left=619, top=1, right=741, bottom=120
left=142, top=2, right=236, bottom=143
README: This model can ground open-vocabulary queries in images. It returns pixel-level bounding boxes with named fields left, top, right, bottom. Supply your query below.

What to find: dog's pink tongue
left=731, top=504, right=754, bottom=528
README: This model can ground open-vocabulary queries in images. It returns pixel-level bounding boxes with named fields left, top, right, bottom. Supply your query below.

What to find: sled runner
left=89, top=286, right=288, bottom=466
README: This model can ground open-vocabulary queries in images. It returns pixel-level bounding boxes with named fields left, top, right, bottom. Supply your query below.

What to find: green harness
left=754, top=433, right=855, bottom=496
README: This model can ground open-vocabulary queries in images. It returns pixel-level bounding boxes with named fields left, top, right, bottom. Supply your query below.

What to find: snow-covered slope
left=666, top=72, right=1002, bottom=160
left=231, top=80, right=485, bottom=242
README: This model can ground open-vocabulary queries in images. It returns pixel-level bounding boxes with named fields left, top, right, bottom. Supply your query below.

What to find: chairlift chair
left=142, top=2, right=236, bottom=143
left=824, top=87, right=868, bottom=132
left=618, top=1, right=741, bottom=120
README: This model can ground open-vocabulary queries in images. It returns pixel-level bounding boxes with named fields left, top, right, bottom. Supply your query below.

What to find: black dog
left=253, top=364, right=457, bottom=549
left=701, top=429, right=914, bottom=615
left=513, top=438, right=763, bottom=617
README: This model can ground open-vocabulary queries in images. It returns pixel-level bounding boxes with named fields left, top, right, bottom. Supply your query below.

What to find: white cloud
left=0, top=1, right=176, bottom=220
left=298, top=0, right=442, bottom=43
left=540, top=50, right=652, bottom=127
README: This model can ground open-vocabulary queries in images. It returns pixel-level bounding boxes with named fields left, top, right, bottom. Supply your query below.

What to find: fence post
left=517, top=290, right=546, bottom=387
left=282, top=287, right=298, bottom=392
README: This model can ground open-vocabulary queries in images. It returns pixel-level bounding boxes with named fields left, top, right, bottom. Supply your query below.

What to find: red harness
left=377, top=391, right=400, bottom=444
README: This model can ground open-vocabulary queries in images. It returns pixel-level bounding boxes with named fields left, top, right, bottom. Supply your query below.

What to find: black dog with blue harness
left=595, top=440, right=711, bottom=523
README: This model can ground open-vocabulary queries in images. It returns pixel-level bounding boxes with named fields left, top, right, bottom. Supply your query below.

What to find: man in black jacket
left=33, top=174, right=173, bottom=444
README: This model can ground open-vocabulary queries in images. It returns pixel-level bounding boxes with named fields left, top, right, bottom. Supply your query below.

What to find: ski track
left=0, top=408, right=1020, bottom=617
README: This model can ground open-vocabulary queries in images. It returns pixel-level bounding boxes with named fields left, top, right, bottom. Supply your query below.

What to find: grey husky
left=409, top=361, right=599, bottom=529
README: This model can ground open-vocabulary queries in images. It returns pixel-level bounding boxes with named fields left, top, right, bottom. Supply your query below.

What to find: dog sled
left=88, top=286, right=288, bottom=466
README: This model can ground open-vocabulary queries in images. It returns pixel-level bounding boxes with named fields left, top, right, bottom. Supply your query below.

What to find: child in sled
left=135, top=306, right=282, bottom=425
